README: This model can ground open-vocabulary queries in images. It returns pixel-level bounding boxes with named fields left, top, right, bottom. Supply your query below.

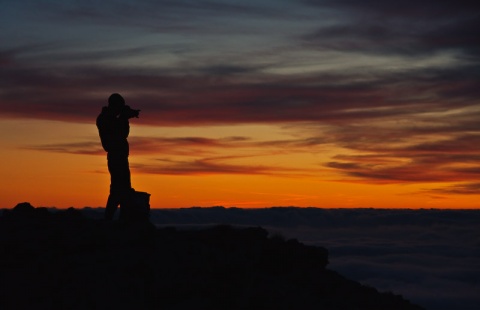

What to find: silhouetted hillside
left=0, top=203, right=424, bottom=310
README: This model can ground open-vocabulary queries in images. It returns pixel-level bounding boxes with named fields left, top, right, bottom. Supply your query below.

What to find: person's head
left=108, top=93, right=125, bottom=114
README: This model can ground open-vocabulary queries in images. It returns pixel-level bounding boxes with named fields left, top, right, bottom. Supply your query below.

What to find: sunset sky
left=1, top=0, right=479, bottom=209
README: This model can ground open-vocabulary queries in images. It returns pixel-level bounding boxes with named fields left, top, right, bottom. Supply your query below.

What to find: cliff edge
left=0, top=203, right=424, bottom=310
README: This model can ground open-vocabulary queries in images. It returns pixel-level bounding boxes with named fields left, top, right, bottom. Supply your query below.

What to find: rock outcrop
left=0, top=203, right=424, bottom=309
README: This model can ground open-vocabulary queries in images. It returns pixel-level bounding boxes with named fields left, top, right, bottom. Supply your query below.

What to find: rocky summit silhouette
left=0, top=203, right=425, bottom=310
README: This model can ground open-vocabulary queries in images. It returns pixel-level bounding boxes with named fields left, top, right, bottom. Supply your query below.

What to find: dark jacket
left=96, top=106, right=130, bottom=156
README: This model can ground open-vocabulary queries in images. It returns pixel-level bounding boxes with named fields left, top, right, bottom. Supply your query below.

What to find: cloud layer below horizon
left=99, top=207, right=480, bottom=310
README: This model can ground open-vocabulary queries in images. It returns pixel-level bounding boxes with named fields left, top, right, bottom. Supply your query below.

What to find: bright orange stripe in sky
left=1, top=120, right=478, bottom=209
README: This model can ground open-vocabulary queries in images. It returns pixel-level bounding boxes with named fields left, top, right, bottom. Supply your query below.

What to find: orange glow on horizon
left=1, top=120, right=479, bottom=210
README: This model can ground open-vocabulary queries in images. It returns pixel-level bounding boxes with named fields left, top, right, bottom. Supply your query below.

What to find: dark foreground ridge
left=1, top=203, right=424, bottom=310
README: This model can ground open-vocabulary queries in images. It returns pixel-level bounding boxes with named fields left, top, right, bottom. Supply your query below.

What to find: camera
left=121, top=105, right=140, bottom=119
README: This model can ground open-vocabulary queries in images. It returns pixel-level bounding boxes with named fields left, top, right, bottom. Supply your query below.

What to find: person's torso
left=96, top=109, right=130, bottom=155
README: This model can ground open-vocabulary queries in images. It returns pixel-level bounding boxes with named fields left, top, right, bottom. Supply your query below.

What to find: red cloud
left=132, top=157, right=307, bottom=177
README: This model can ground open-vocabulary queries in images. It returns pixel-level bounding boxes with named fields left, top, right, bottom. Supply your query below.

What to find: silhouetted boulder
left=0, top=203, right=424, bottom=310
left=13, top=202, right=35, bottom=213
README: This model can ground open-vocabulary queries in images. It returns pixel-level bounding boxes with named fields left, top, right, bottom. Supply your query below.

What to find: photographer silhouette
left=96, top=93, right=140, bottom=220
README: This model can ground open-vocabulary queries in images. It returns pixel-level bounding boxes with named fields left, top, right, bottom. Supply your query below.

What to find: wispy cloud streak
left=132, top=157, right=307, bottom=177
left=302, top=0, right=480, bottom=57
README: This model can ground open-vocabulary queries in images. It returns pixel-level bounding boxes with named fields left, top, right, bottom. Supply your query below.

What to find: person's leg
left=105, top=193, right=120, bottom=220
left=119, top=190, right=132, bottom=222
left=107, top=154, right=132, bottom=220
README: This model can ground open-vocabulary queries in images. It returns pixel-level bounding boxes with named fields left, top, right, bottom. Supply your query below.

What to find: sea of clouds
left=78, top=207, right=480, bottom=310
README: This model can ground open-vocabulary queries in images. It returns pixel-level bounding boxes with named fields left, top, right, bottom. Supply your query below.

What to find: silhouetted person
left=96, top=93, right=140, bottom=220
